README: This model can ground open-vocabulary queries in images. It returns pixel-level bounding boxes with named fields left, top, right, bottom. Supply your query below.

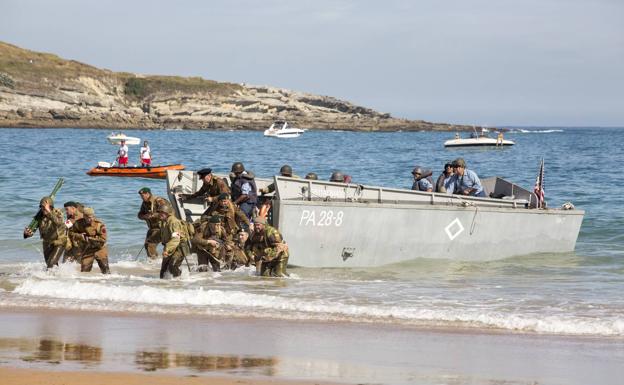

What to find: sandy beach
left=0, top=308, right=622, bottom=385
left=0, top=367, right=339, bottom=385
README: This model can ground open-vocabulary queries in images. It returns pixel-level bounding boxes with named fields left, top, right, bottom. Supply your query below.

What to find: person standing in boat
left=23, top=196, right=67, bottom=269
left=435, top=163, right=454, bottom=193
left=140, top=140, right=151, bottom=166
left=411, top=166, right=433, bottom=192
left=137, top=187, right=169, bottom=260
left=259, top=165, right=299, bottom=194
left=449, top=158, right=486, bottom=197
left=117, top=139, right=129, bottom=168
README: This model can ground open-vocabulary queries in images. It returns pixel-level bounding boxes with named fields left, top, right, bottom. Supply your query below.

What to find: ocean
left=0, top=127, right=623, bottom=338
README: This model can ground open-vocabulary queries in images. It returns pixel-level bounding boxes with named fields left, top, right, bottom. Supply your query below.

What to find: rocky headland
left=0, top=42, right=477, bottom=132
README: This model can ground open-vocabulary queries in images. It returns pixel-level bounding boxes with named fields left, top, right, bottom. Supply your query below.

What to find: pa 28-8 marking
left=299, top=210, right=344, bottom=227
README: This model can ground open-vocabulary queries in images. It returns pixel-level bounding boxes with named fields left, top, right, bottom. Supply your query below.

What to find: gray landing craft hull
left=166, top=171, right=584, bottom=267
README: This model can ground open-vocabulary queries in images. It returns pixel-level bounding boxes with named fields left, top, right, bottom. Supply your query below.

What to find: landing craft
left=166, top=170, right=583, bottom=267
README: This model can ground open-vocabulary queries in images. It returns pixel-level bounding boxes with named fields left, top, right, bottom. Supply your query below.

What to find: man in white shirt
left=140, top=140, right=151, bottom=166
left=117, top=140, right=129, bottom=167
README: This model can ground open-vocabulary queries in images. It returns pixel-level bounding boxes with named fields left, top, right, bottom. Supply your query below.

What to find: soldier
left=63, top=201, right=84, bottom=263
left=207, top=193, right=251, bottom=236
left=435, top=163, right=454, bottom=193
left=246, top=216, right=289, bottom=277
left=23, top=196, right=67, bottom=269
left=191, top=215, right=228, bottom=272
left=329, top=171, right=345, bottom=183
left=259, top=164, right=299, bottom=194
left=137, top=187, right=169, bottom=259
left=157, top=203, right=190, bottom=278
left=230, top=228, right=251, bottom=269
left=179, top=168, right=230, bottom=206
left=411, top=166, right=433, bottom=192
left=229, top=162, right=246, bottom=201
left=69, top=207, right=110, bottom=274
left=232, top=170, right=258, bottom=219
left=449, top=158, right=486, bottom=197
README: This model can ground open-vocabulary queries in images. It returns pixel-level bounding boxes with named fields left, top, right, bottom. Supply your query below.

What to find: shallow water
left=0, top=127, right=623, bottom=337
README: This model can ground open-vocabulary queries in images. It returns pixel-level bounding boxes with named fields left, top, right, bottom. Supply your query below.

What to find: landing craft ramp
left=166, top=171, right=584, bottom=268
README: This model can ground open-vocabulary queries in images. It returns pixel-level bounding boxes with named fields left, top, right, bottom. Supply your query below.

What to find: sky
left=2, top=0, right=623, bottom=127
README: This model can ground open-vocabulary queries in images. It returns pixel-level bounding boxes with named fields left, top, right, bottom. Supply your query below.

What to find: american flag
left=534, top=158, right=545, bottom=208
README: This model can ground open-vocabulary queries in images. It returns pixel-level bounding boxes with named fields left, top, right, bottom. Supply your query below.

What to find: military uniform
left=69, top=209, right=110, bottom=274
left=247, top=223, right=289, bottom=277
left=160, top=213, right=190, bottom=278
left=63, top=201, right=84, bottom=263
left=191, top=217, right=228, bottom=272
left=187, top=171, right=230, bottom=203
left=205, top=199, right=249, bottom=235
left=137, top=193, right=169, bottom=259
left=24, top=200, right=67, bottom=269
left=230, top=230, right=251, bottom=269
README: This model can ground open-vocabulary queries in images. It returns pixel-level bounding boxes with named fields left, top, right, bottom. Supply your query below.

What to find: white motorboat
left=264, top=121, right=306, bottom=138
left=107, top=132, right=141, bottom=145
left=444, top=129, right=514, bottom=147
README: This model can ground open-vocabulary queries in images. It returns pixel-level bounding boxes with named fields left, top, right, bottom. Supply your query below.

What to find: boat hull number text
left=299, top=210, right=344, bottom=227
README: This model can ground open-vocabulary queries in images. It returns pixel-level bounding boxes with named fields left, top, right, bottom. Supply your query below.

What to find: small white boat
left=444, top=129, right=514, bottom=148
left=264, top=121, right=306, bottom=138
left=107, top=132, right=141, bottom=145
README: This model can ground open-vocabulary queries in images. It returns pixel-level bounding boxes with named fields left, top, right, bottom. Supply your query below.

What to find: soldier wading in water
left=247, top=216, right=289, bottom=277
left=68, top=207, right=110, bottom=274
left=137, top=187, right=169, bottom=259
left=157, top=203, right=190, bottom=278
left=23, top=196, right=67, bottom=269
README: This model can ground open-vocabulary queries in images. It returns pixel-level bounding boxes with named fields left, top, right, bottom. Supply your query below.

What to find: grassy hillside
left=0, top=41, right=241, bottom=99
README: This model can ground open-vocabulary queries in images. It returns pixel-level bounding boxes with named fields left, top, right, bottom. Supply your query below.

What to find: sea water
left=0, top=127, right=623, bottom=337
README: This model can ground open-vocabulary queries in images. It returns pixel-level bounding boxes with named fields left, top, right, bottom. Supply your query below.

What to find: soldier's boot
left=96, top=257, right=110, bottom=274
left=221, top=248, right=233, bottom=270
left=196, top=251, right=210, bottom=272
left=81, top=255, right=95, bottom=272
left=46, top=246, right=64, bottom=269
left=209, top=258, right=221, bottom=272
left=160, top=256, right=172, bottom=278
left=145, top=242, right=159, bottom=260
left=260, top=260, right=272, bottom=277
left=274, top=257, right=289, bottom=277
left=169, top=255, right=183, bottom=277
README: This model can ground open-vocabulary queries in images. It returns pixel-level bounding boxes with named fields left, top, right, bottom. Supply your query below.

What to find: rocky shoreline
left=0, top=42, right=477, bottom=132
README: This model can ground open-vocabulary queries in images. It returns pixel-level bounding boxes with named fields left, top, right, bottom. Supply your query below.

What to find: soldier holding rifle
left=23, top=178, right=67, bottom=269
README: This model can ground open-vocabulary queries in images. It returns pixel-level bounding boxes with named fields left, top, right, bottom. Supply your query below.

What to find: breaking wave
left=509, top=128, right=564, bottom=133
left=10, top=279, right=624, bottom=337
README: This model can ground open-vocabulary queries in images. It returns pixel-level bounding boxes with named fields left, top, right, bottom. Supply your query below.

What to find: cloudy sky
left=2, top=0, right=623, bottom=126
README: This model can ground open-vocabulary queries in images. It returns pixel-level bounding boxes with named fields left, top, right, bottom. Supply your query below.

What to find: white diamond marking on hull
left=445, top=218, right=464, bottom=240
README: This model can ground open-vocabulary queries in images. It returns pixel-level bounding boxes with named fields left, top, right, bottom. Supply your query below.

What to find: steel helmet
left=330, top=171, right=344, bottom=182
left=231, top=162, right=245, bottom=173
left=411, top=166, right=424, bottom=176
left=157, top=203, right=173, bottom=214
left=39, top=196, right=53, bottom=206
left=280, top=164, right=293, bottom=177
left=305, top=172, right=318, bottom=180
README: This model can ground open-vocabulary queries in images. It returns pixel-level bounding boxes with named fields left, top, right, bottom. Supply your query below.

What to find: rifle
left=24, top=178, right=64, bottom=238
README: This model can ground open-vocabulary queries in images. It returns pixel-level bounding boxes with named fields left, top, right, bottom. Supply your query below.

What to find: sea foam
left=11, top=279, right=624, bottom=336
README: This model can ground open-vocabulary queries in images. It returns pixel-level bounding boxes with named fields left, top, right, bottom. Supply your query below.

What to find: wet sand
left=0, top=309, right=623, bottom=385
left=0, top=367, right=337, bottom=385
